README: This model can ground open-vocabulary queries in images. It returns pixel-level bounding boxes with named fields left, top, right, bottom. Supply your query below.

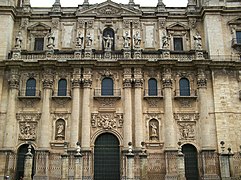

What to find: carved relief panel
left=17, top=112, right=41, bottom=141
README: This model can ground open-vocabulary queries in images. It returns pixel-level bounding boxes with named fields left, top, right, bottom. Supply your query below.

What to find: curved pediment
left=77, top=0, right=142, bottom=17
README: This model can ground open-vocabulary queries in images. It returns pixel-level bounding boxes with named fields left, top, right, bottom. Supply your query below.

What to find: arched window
left=101, top=78, right=113, bottom=96
left=179, top=78, right=190, bottom=96
left=103, top=28, right=115, bottom=50
left=26, top=78, right=36, bottom=96
left=148, top=78, right=158, bottom=96
left=58, top=79, right=67, bottom=96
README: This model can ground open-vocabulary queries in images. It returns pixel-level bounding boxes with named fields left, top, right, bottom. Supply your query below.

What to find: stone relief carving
left=146, top=98, right=159, bottom=108
left=174, top=113, right=199, bottom=121
left=123, top=20, right=130, bottom=29
left=42, top=69, right=54, bottom=89
left=20, top=18, right=29, bottom=29
left=98, top=6, right=120, bottom=15
left=159, top=18, right=166, bottom=29
left=133, top=31, right=141, bottom=48
left=194, top=32, right=202, bottom=50
left=91, top=113, right=123, bottom=130
left=16, top=112, right=41, bottom=141
left=178, top=122, right=195, bottom=140
left=189, top=18, right=197, bottom=29
left=197, top=69, right=207, bottom=87
left=8, top=69, right=20, bottom=89
left=52, top=19, right=60, bottom=29
left=179, top=99, right=192, bottom=108
left=162, top=68, right=173, bottom=88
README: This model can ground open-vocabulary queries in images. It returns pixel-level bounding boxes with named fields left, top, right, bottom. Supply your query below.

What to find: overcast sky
left=31, top=0, right=188, bottom=7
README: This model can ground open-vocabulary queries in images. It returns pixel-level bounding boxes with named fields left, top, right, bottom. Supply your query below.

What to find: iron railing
left=174, top=89, right=197, bottom=97
left=94, top=88, right=121, bottom=97
left=144, top=89, right=163, bottom=97
left=18, top=89, right=41, bottom=98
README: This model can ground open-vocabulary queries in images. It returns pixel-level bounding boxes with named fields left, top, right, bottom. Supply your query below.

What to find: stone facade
left=0, top=0, right=240, bottom=179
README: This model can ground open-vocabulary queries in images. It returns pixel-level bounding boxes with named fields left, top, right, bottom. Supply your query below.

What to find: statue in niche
left=149, top=120, right=159, bottom=141
left=47, top=32, right=55, bottom=49
left=133, top=31, right=141, bottom=48
left=86, top=32, right=92, bottom=47
left=15, top=31, right=23, bottom=49
left=55, top=120, right=65, bottom=140
left=162, top=31, right=170, bottom=49
left=103, top=34, right=113, bottom=50
left=194, top=32, right=202, bottom=50
left=76, top=31, right=84, bottom=48
left=123, top=31, right=131, bottom=48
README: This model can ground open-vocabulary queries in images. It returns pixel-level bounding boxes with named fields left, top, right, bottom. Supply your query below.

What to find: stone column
left=162, top=68, right=176, bottom=150
left=3, top=68, right=19, bottom=148
left=24, top=145, right=33, bottom=180
left=70, top=68, right=81, bottom=148
left=74, top=142, right=83, bottom=180
left=126, top=142, right=134, bottom=180
left=134, top=68, right=144, bottom=149
left=123, top=68, right=133, bottom=148
left=81, top=68, right=92, bottom=150
left=197, top=69, right=216, bottom=150
left=39, top=69, right=54, bottom=149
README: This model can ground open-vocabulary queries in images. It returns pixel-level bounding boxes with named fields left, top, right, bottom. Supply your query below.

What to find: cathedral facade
left=0, top=0, right=240, bottom=179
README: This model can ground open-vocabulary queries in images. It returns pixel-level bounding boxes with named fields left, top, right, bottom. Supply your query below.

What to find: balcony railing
left=174, top=89, right=197, bottom=98
left=94, top=89, right=121, bottom=98
left=52, top=90, right=72, bottom=98
left=144, top=89, right=163, bottom=98
left=18, top=90, right=41, bottom=98
left=10, top=50, right=203, bottom=61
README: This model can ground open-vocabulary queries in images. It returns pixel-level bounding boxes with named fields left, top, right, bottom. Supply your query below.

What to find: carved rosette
left=91, top=113, right=123, bottom=130
left=197, top=69, right=207, bottom=88
left=16, top=112, right=41, bottom=141
left=8, top=69, right=20, bottom=89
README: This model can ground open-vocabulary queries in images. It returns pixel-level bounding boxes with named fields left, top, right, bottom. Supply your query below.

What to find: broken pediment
left=167, top=22, right=189, bottom=31
left=77, top=0, right=142, bottom=17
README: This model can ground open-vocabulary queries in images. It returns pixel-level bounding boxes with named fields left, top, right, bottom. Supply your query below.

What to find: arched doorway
left=182, top=144, right=199, bottom=180
left=15, top=144, right=35, bottom=180
left=94, top=133, right=120, bottom=180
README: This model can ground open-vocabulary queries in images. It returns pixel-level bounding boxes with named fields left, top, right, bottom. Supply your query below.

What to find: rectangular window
left=236, top=31, right=241, bottom=44
left=174, top=38, right=183, bottom=51
left=34, top=38, right=44, bottom=51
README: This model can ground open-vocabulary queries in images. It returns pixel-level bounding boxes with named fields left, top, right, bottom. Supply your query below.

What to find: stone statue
left=47, top=32, right=55, bottom=49
left=103, top=34, right=113, bottom=50
left=56, top=121, right=65, bottom=140
left=162, top=31, right=170, bottom=49
left=194, top=32, right=202, bottom=50
left=76, top=32, right=84, bottom=48
left=133, top=31, right=141, bottom=48
left=15, top=31, right=23, bottom=49
left=86, top=32, right=92, bottom=47
left=123, top=31, right=131, bottom=48
left=150, top=122, right=158, bottom=141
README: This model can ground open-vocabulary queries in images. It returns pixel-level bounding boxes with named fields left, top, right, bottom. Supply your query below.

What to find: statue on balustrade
left=15, top=31, right=23, bottom=49
left=86, top=32, right=92, bottom=47
left=103, top=34, right=113, bottom=50
left=133, top=31, right=141, bottom=48
left=76, top=31, right=84, bottom=48
left=47, top=32, right=55, bottom=49
left=123, top=31, right=131, bottom=49
left=194, top=32, right=202, bottom=50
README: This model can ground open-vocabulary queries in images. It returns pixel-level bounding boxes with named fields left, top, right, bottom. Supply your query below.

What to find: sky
left=30, top=0, right=188, bottom=7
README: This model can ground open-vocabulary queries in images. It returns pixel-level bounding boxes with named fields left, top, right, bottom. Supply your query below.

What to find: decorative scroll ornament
left=91, top=113, right=123, bottom=130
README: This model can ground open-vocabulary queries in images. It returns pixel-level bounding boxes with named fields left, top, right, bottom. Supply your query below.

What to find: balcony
left=144, top=89, right=163, bottom=98
left=52, top=90, right=72, bottom=99
left=174, top=89, right=197, bottom=99
left=94, top=89, right=121, bottom=98
left=18, top=90, right=41, bottom=99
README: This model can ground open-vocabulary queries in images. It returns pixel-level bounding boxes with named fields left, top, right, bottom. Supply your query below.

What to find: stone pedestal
left=133, top=48, right=141, bottom=59
left=74, top=153, right=83, bottom=180
left=33, top=150, right=49, bottom=180
left=104, top=49, right=111, bottom=59
left=46, top=49, right=54, bottom=58
left=11, top=49, right=21, bottom=59
left=162, top=50, right=170, bottom=59
left=126, top=153, right=135, bottom=179
left=24, top=146, right=33, bottom=180
left=139, top=153, right=148, bottom=180
left=74, top=51, right=82, bottom=59
left=84, top=48, right=92, bottom=58
left=61, top=154, right=69, bottom=179
left=123, top=48, right=131, bottom=59
left=195, top=50, right=204, bottom=59
left=165, top=151, right=178, bottom=180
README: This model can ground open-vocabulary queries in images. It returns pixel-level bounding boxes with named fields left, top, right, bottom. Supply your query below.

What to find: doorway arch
left=182, top=144, right=199, bottom=180
left=15, top=144, right=35, bottom=180
left=94, top=133, right=120, bottom=180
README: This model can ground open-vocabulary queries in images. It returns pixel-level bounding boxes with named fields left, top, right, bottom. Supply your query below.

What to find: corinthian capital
left=42, top=69, right=54, bottom=89
left=162, top=68, right=173, bottom=88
